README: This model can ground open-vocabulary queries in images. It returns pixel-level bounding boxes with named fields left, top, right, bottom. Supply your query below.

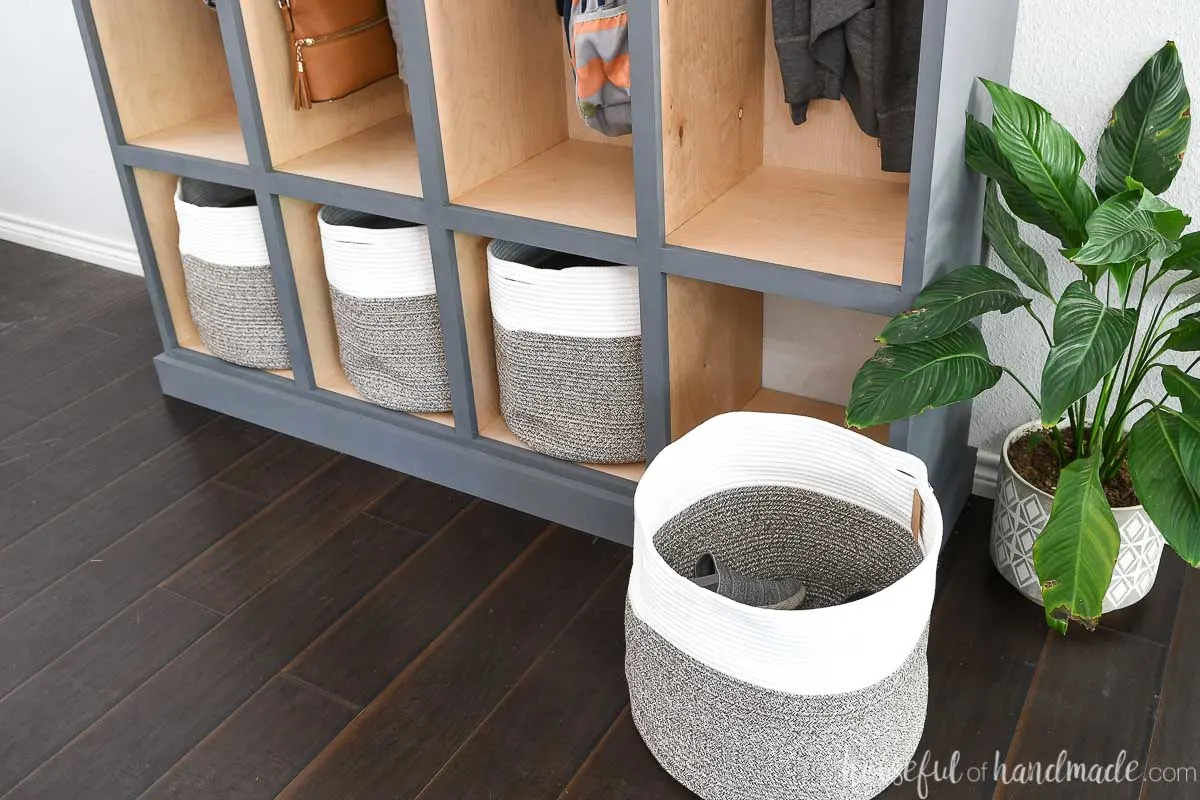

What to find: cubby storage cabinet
left=74, top=0, right=1018, bottom=542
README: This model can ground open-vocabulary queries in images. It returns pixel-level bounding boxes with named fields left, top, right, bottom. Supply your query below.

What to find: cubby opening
left=660, top=0, right=910, bottom=283
left=427, top=1, right=635, bottom=237
left=91, top=0, right=246, bottom=163
left=667, top=275, right=889, bottom=443
left=132, top=169, right=293, bottom=379
left=453, top=234, right=647, bottom=480
left=240, top=1, right=421, bottom=196
left=278, top=197, right=453, bottom=426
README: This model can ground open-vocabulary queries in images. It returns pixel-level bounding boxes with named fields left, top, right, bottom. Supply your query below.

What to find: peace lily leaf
left=1180, top=414, right=1200, bottom=497
left=982, top=79, right=1097, bottom=248
left=1162, top=365, right=1200, bottom=414
left=983, top=182, right=1053, bottom=298
left=1072, top=188, right=1182, bottom=266
left=1165, top=312, right=1200, bottom=351
left=1128, top=408, right=1200, bottom=566
left=1109, top=257, right=1149, bottom=301
left=965, top=114, right=1076, bottom=246
left=846, top=326, right=1002, bottom=429
left=1032, top=454, right=1120, bottom=633
left=1096, top=42, right=1191, bottom=201
left=1041, top=281, right=1138, bottom=425
left=1163, top=231, right=1200, bottom=277
left=1137, top=185, right=1191, bottom=239
left=878, top=266, right=1030, bottom=345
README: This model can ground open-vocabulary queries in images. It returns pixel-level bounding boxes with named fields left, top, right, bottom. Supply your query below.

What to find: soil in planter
left=1008, top=428, right=1139, bottom=508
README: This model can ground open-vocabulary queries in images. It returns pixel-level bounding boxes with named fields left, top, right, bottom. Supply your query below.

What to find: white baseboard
left=0, top=211, right=142, bottom=276
left=973, top=450, right=1001, bottom=499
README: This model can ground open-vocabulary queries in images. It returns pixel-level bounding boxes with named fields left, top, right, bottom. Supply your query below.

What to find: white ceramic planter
left=990, top=421, right=1165, bottom=612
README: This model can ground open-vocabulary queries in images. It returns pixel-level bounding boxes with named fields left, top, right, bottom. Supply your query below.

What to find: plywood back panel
left=660, top=0, right=765, bottom=233
left=240, top=0, right=409, bottom=166
left=454, top=233, right=502, bottom=431
left=92, top=0, right=236, bottom=141
left=761, top=7, right=907, bottom=182
left=278, top=197, right=345, bottom=388
left=132, top=169, right=203, bottom=349
left=667, top=276, right=763, bottom=440
left=427, top=0, right=569, bottom=199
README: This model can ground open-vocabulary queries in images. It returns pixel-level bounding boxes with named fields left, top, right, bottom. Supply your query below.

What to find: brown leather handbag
left=279, top=0, right=399, bottom=109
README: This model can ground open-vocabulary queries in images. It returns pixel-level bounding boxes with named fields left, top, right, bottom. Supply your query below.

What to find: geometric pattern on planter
left=989, top=432, right=1166, bottom=615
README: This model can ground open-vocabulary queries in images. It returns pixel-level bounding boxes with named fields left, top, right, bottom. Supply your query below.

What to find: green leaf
left=1163, top=231, right=1200, bottom=276
left=1096, top=42, right=1191, bottom=201
left=982, top=79, right=1097, bottom=248
left=966, top=114, right=1076, bottom=246
left=983, top=182, right=1053, bottom=298
left=878, top=266, right=1030, bottom=345
left=1072, top=188, right=1183, bottom=266
left=846, top=326, right=1003, bottom=428
left=1137, top=183, right=1192, bottom=238
left=1128, top=408, right=1200, bottom=565
left=1109, top=257, right=1149, bottom=301
left=1180, top=414, right=1200, bottom=497
left=1163, top=364, right=1200, bottom=414
left=1165, top=312, right=1200, bottom=351
left=1032, top=454, right=1120, bottom=633
left=1041, top=281, right=1138, bottom=425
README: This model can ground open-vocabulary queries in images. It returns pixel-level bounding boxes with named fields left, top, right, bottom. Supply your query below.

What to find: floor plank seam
left=360, top=496, right=481, bottom=540
left=280, top=671, right=364, bottom=714
left=990, top=630, right=1051, bottom=800
left=555, top=705, right=633, bottom=799
left=0, top=282, right=145, bottom=366
left=209, top=475, right=277, bottom=505
left=410, top=554, right=633, bottom=800
left=155, top=585, right=228, bottom=620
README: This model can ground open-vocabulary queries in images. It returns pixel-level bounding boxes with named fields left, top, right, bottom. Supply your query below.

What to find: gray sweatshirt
left=772, top=0, right=922, bottom=172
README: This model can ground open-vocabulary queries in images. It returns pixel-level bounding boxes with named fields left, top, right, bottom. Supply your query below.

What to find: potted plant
left=845, top=43, right=1200, bottom=633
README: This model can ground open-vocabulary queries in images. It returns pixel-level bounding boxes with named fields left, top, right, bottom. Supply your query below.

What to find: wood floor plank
left=139, top=675, right=356, bottom=800
left=0, top=404, right=37, bottom=443
left=416, top=561, right=632, bottom=800
left=214, top=435, right=338, bottom=503
left=165, top=457, right=401, bottom=614
left=0, top=416, right=272, bottom=617
left=289, top=501, right=550, bottom=706
left=1140, top=570, right=1200, bottom=800
left=876, top=526, right=1049, bottom=799
left=4, top=515, right=423, bottom=800
left=2, top=325, right=162, bottom=419
left=559, top=709, right=697, bottom=800
left=278, top=527, right=627, bottom=800
left=367, top=476, right=476, bottom=536
left=0, top=398, right=216, bottom=551
left=0, top=589, right=220, bottom=796
left=1099, top=549, right=1186, bottom=646
left=0, top=483, right=263, bottom=699
left=995, top=629, right=1165, bottom=800
left=80, top=292, right=155, bottom=338
left=0, top=324, right=119, bottom=397
left=0, top=363, right=164, bottom=492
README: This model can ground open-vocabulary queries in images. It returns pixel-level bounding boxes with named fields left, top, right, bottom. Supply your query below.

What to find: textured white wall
left=764, top=0, right=1199, bottom=460
left=0, top=0, right=134, bottom=268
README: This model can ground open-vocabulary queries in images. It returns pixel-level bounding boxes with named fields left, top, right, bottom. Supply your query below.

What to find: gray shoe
left=690, top=553, right=807, bottom=610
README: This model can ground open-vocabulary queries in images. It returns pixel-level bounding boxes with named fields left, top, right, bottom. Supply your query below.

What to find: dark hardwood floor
left=0, top=239, right=1197, bottom=799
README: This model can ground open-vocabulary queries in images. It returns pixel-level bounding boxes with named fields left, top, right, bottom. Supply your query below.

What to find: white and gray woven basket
left=487, top=240, right=644, bottom=463
left=318, top=207, right=450, bottom=413
left=627, top=413, right=943, bottom=800
left=175, top=178, right=290, bottom=370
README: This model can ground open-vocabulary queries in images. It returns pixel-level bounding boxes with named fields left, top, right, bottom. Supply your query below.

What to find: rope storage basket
left=318, top=207, right=450, bottom=413
left=486, top=240, right=644, bottom=463
left=175, top=178, right=290, bottom=370
left=627, top=413, right=943, bottom=800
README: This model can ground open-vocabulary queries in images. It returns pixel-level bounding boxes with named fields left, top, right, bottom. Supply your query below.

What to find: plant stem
left=1001, top=367, right=1041, bottom=408
left=1025, top=305, right=1054, bottom=347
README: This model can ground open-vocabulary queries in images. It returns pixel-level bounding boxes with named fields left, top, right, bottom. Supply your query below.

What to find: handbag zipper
left=291, top=14, right=390, bottom=109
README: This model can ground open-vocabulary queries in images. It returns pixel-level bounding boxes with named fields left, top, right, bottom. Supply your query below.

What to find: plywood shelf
left=481, top=416, right=647, bottom=482
left=668, top=166, right=907, bottom=284
left=742, top=388, right=888, bottom=444
left=276, top=115, right=422, bottom=197
left=453, top=141, right=635, bottom=238
left=129, top=109, right=248, bottom=165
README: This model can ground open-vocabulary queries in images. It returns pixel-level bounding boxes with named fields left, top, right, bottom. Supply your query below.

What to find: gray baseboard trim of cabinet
left=153, top=350, right=637, bottom=544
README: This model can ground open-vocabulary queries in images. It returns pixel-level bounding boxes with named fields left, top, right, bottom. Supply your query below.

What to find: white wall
left=0, top=0, right=136, bottom=272
left=764, top=0, right=1199, bottom=467
left=2, top=0, right=1195, bottom=473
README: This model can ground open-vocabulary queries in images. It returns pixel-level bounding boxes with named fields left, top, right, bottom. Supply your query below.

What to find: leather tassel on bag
left=279, top=0, right=399, bottom=110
